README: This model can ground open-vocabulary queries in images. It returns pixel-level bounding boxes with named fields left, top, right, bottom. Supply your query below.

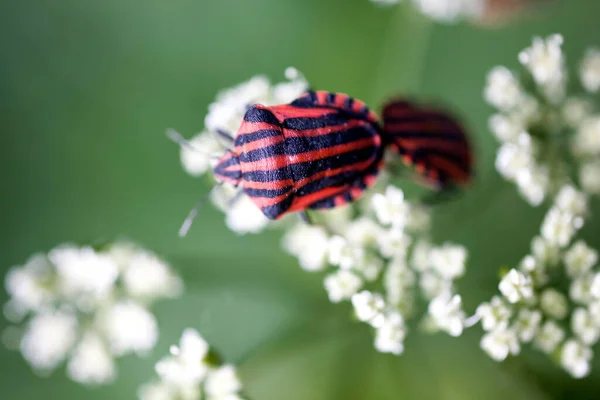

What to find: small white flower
left=591, top=273, right=600, bottom=299
left=123, top=251, right=183, bottom=300
left=564, top=240, right=598, bottom=278
left=4, top=255, right=55, bottom=318
left=428, top=292, right=465, bottom=337
left=376, top=228, right=412, bottom=259
left=138, top=380, right=184, bottom=400
left=351, top=291, right=386, bottom=328
left=519, top=34, right=566, bottom=100
left=20, top=310, right=78, bottom=371
left=103, top=301, right=158, bottom=356
left=282, top=224, right=329, bottom=272
left=155, top=328, right=209, bottom=388
left=488, top=113, right=523, bottom=143
left=272, top=67, right=309, bottom=104
left=518, top=255, right=548, bottom=287
left=499, top=269, right=534, bottom=303
left=555, top=185, right=588, bottom=217
left=179, top=132, right=223, bottom=177
left=429, top=244, right=466, bottom=279
left=410, top=240, right=432, bottom=271
left=572, top=308, right=600, bottom=346
left=540, top=207, right=577, bottom=248
left=481, top=325, right=520, bottom=361
left=579, top=159, right=600, bottom=195
left=484, top=66, right=524, bottom=111
left=534, top=320, right=565, bottom=354
left=476, top=296, right=512, bottom=331
left=572, top=116, right=600, bottom=157
left=384, top=258, right=416, bottom=306
left=419, top=271, right=451, bottom=300
left=540, top=288, right=568, bottom=319
left=50, top=246, right=119, bottom=308
left=328, top=236, right=364, bottom=270
left=67, top=332, right=115, bottom=385
left=516, top=164, right=549, bottom=206
left=225, top=195, right=270, bottom=235
left=345, top=217, right=385, bottom=248
left=374, top=312, right=406, bottom=355
left=495, top=142, right=534, bottom=183
left=205, top=365, right=242, bottom=398
left=531, top=236, right=560, bottom=266
left=570, top=273, right=595, bottom=305
left=513, top=309, right=542, bottom=343
left=562, top=97, right=593, bottom=128
left=324, top=270, right=363, bottom=303
left=561, top=339, right=592, bottom=378
left=589, top=301, right=600, bottom=324
left=580, top=48, right=600, bottom=93
left=371, top=185, right=409, bottom=228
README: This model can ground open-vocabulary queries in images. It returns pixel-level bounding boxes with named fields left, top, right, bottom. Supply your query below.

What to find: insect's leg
left=298, top=211, right=313, bottom=225
left=213, top=129, right=235, bottom=149
left=227, top=188, right=245, bottom=208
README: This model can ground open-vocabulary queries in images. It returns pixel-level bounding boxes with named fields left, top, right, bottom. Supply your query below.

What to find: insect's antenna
left=178, top=182, right=224, bottom=237
left=166, top=128, right=222, bottom=160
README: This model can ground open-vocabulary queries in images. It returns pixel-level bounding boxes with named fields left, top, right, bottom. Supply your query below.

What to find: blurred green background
left=2, top=0, right=600, bottom=398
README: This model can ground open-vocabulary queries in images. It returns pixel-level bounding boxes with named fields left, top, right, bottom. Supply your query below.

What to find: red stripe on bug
left=237, top=122, right=280, bottom=135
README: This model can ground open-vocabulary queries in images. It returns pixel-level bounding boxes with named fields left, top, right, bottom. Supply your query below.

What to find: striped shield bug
left=174, top=91, right=473, bottom=235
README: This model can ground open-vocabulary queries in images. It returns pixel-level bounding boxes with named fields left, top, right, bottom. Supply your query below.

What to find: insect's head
left=213, top=150, right=242, bottom=186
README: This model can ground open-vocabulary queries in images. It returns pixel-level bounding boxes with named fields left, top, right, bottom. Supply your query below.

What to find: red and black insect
left=381, top=99, right=473, bottom=190
left=213, top=91, right=385, bottom=220
left=174, top=90, right=472, bottom=234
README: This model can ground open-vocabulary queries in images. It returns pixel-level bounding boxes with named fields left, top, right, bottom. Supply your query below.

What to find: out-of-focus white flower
left=481, top=325, right=520, bottom=361
left=589, top=301, right=600, bottom=324
left=411, top=240, right=432, bottom=271
left=345, top=217, right=384, bottom=248
left=541, top=207, right=577, bottom=248
left=374, top=312, right=406, bottom=355
left=484, top=66, right=524, bottom=111
left=518, top=255, right=548, bottom=287
left=476, top=296, right=512, bottom=331
left=155, top=329, right=209, bottom=388
left=580, top=48, right=600, bottom=93
left=282, top=224, right=330, bottom=272
left=572, top=308, right=600, bottom=346
left=384, top=258, right=416, bottom=306
left=103, top=301, right=158, bottom=356
left=123, top=251, right=183, bottom=300
left=519, top=34, right=566, bottom=102
left=572, top=116, right=600, bottom=157
left=579, top=159, right=600, bottom=195
left=20, top=311, right=78, bottom=371
left=225, top=195, right=270, bottom=235
left=67, top=332, right=115, bottom=385
left=513, top=309, right=542, bottom=343
left=205, top=365, right=242, bottom=398
left=376, top=228, right=412, bottom=259
left=494, top=142, right=532, bottom=180
left=570, top=273, right=595, bottom=305
left=539, top=288, right=568, bottom=319
left=324, top=270, right=363, bottom=303
left=4, top=255, right=55, bottom=319
left=412, top=0, right=483, bottom=22
left=531, top=236, right=560, bottom=266
left=534, top=320, right=565, bottom=354
left=499, top=269, right=534, bottom=303
left=50, top=246, right=119, bottom=308
left=564, top=240, right=598, bottom=278
left=352, top=291, right=386, bottom=328
left=562, top=97, right=593, bottom=128
left=555, top=186, right=588, bottom=217
left=489, top=113, right=523, bottom=143
left=328, top=236, right=364, bottom=270
left=179, top=132, right=223, bottom=177
left=561, top=339, right=592, bottom=378
left=429, top=244, right=467, bottom=279
left=515, top=164, right=550, bottom=207
left=371, top=185, right=409, bottom=228
left=428, top=293, right=465, bottom=337
left=419, top=271, right=450, bottom=300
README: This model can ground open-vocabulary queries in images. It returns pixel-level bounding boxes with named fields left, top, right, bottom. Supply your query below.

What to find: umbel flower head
left=138, top=328, right=247, bottom=400
left=477, top=34, right=600, bottom=379
left=3, top=241, right=183, bottom=385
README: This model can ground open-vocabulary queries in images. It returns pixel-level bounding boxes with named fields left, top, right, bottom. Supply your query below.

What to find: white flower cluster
left=174, top=68, right=309, bottom=235
left=485, top=34, right=600, bottom=205
left=138, top=328, right=246, bottom=400
left=283, top=184, right=469, bottom=355
left=3, top=242, right=183, bottom=385
left=475, top=185, right=600, bottom=378
left=370, top=0, right=485, bottom=23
